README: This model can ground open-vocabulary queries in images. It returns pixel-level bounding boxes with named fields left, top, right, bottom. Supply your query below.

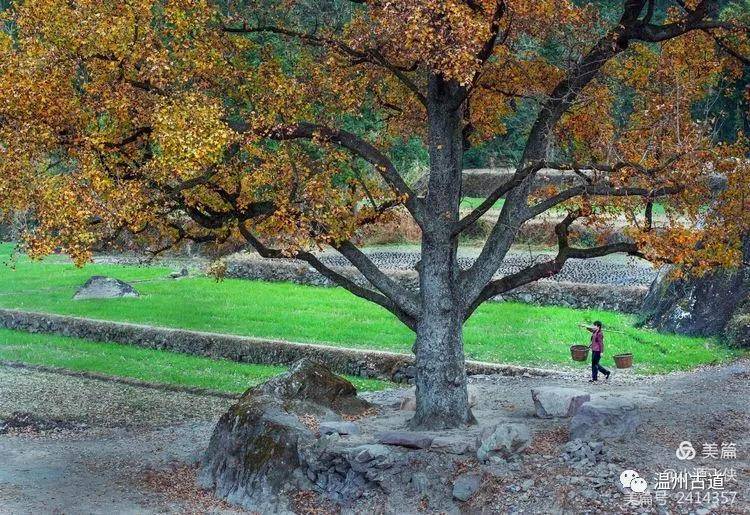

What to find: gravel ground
left=0, top=367, right=231, bottom=428
left=2, top=360, right=746, bottom=514
left=359, top=361, right=750, bottom=514
left=0, top=366, right=234, bottom=514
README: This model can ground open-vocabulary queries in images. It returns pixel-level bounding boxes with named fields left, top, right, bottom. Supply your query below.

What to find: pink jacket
left=590, top=330, right=603, bottom=352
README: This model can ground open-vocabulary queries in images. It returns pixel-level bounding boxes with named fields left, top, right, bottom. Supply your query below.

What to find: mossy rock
left=246, top=358, right=372, bottom=416
left=726, top=306, right=750, bottom=349
left=641, top=265, right=749, bottom=338
left=199, top=396, right=311, bottom=511
left=199, top=359, right=373, bottom=511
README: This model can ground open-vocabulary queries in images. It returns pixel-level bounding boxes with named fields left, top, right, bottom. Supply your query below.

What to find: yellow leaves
left=0, top=31, right=12, bottom=55
left=360, top=0, right=501, bottom=85
left=1, top=0, right=747, bottom=270
left=557, top=81, right=616, bottom=162
left=150, top=92, right=236, bottom=182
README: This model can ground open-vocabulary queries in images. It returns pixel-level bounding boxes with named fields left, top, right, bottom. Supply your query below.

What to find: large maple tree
left=1, top=0, right=748, bottom=428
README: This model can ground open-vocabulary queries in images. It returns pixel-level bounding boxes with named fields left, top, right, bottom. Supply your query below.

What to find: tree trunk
left=410, top=275, right=476, bottom=429
left=409, top=76, right=476, bottom=430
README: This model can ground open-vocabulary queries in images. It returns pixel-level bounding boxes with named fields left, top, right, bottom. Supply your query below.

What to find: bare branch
left=261, top=122, right=425, bottom=226
left=464, top=210, right=643, bottom=317
left=453, top=161, right=544, bottom=235
left=334, top=240, right=420, bottom=318
left=223, top=24, right=427, bottom=106
left=237, top=224, right=418, bottom=330
left=525, top=183, right=682, bottom=220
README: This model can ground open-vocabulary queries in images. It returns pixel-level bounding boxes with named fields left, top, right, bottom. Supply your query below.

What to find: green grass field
left=0, top=328, right=390, bottom=392
left=460, top=197, right=505, bottom=211
left=0, top=243, right=741, bottom=374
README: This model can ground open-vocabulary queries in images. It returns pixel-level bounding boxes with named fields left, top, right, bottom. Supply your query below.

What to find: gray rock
left=169, top=267, right=189, bottom=279
left=199, top=359, right=373, bottom=511
left=319, top=421, right=359, bottom=436
left=410, top=472, right=430, bottom=494
left=73, top=276, right=139, bottom=300
left=251, top=359, right=372, bottom=415
left=431, top=435, right=477, bottom=454
left=198, top=399, right=309, bottom=512
left=642, top=237, right=750, bottom=346
left=531, top=387, right=591, bottom=418
left=376, top=431, right=433, bottom=449
left=580, top=489, right=599, bottom=500
left=350, top=444, right=392, bottom=464
left=570, top=398, right=640, bottom=441
left=476, top=423, right=531, bottom=462
left=452, top=473, right=483, bottom=502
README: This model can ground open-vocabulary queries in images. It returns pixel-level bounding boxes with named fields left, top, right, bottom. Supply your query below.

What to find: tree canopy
left=0, top=0, right=746, bottom=270
left=1, top=0, right=749, bottom=428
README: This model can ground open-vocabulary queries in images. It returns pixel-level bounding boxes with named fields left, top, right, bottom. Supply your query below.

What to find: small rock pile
left=561, top=439, right=605, bottom=468
left=299, top=439, right=404, bottom=503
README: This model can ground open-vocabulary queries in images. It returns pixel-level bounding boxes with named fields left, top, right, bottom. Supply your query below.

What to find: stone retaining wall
left=0, top=309, right=551, bottom=383
left=461, top=168, right=728, bottom=198
left=225, top=256, right=647, bottom=313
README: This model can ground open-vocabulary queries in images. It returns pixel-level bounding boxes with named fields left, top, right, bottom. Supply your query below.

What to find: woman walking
left=579, top=321, right=610, bottom=382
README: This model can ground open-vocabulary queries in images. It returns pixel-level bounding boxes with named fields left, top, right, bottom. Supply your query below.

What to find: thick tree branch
left=453, top=161, right=544, bottom=235
left=334, top=240, right=420, bottom=318
left=262, top=122, right=425, bottom=226
left=464, top=211, right=643, bottom=317
left=223, top=24, right=426, bottom=106
left=462, top=0, right=722, bottom=305
left=237, top=224, right=418, bottom=330
left=172, top=169, right=420, bottom=323
left=474, top=1, right=507, bottom=74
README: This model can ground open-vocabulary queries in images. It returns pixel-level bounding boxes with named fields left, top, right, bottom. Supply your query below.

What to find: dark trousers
left=591, top=351, right=609, bottom=380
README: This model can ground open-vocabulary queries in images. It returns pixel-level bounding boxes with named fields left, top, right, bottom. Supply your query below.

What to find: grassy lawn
left=0, top=243, right=741, bottom=374
left=460, top=197, right=505, bottom=211
left=0, top=328, right=390, bottom=393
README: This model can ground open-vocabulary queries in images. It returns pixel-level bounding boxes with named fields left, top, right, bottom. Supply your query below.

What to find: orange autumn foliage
left=0, top=0, right=747, bottom=276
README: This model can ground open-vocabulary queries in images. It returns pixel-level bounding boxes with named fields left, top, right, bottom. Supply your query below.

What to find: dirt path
left=0, top=367, right=235, bottom=514
left=0, top=361, right=748, bottom=514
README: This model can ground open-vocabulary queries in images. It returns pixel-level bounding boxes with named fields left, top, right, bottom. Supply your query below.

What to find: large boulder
left=641, top=237, right=750, bottom=347
left=250, top=358, right=371, bottom=415
left=531, top=387, right=591, bottom=418
left=569, top=398, right=640, bottom=441
left=199, top=359, right=373, bottom=511
left=73, top=276, right=139, bottom=300
left=476, top=423, right=531, bottom=462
